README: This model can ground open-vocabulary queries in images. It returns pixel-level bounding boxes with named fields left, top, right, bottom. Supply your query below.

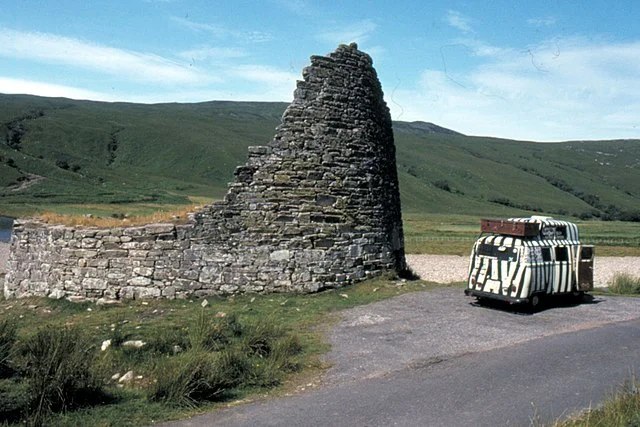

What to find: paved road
left=167, top=288, right=640, bottom=427
left=170, top=318, right=640, bottom=426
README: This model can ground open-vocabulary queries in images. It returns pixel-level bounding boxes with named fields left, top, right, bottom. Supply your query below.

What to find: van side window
left=541, top=248, right=551, bottom=261
left=581, top=246, right=593, bottom=260
left=478, top=244, right=493, bottom=257
left=555, top=246, right=569, bottom=262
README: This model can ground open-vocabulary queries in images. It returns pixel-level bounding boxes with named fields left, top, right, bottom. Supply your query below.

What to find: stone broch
left=3, top=43, right=406, bottom=300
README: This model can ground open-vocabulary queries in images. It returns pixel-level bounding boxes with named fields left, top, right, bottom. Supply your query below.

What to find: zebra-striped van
left=464, top=216, right=594, bottom=308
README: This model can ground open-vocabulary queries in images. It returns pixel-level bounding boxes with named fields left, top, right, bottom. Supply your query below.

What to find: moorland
left=1, top=93, right=639, bottom=254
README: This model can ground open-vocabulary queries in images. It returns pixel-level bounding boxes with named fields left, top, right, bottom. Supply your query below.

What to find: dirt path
left=9, top=173, right=45, bottom=192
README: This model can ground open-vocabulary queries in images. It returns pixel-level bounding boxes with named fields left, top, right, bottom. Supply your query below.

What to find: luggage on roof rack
left=480, top=218, right=539, bottom=237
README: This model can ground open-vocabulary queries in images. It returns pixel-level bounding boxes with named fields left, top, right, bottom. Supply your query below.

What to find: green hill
left=1, top=93, right=639, bottom=220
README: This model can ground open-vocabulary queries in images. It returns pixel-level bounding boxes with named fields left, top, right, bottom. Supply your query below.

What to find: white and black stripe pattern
left=467, top=216, right=583, bottom=302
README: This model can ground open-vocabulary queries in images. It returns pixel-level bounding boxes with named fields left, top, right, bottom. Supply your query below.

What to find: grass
left=539, top=376, right=640, bottom=427
left=402, top=212, right=640, bottom=256
left=35, top=202, right=207, bottom=227
left=0, top=275, right=440, bottom=425
left=608, top=273, right=640, bottom=295
left=16, top=326, right=109, bottom=425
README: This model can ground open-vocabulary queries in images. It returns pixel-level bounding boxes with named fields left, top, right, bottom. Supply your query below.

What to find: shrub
left=620, top=210, right=640, bottom=222
left=144, top=327, right=190, bottom=355
left=15, top=326, right=107, bottom=424
left=0, top=378, right=30, bottom=423
left=609, top=273, right=640, bottom=295
left=188, top=311, right=241, bottom=352
left=246, top=334, right=303, bottom=387
left=0, top=320, right=17, bottom=378
left=433, top=180, right=451, bottom=192
left=149, top=349, right=249, bottom=407
left=55, top=159, right=70, bottom=170
left=240, top=317, right=285, bottom=358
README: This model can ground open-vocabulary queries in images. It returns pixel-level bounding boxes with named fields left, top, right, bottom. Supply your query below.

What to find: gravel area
left=406, top=253, right=640, bottom=287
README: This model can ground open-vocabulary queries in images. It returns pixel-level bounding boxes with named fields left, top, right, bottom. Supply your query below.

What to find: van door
left=577, top=245, right=595, bottom=291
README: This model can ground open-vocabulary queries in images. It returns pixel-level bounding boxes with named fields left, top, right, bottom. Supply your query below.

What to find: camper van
left=465, top=216, right=594, bottom=308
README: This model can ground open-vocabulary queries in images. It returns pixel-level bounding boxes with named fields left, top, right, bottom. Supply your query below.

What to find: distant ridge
left=393, top=121, right=464, bottom=136
left=0, top=92, right=639, bottom=220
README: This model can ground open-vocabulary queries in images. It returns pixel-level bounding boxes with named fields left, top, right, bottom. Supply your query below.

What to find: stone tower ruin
left=4, top=43, right=406, bottom=299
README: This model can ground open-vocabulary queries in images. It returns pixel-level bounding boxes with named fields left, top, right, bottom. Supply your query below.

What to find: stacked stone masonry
left=4, top=43, right=406, bottom=300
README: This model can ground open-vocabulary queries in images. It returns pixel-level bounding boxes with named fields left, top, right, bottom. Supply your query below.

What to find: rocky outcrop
left=4, top=43, right=406, bottom=300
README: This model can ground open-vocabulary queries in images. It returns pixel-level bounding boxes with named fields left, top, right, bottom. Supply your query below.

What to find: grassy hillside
left=1, top=93, right=639, bottom=220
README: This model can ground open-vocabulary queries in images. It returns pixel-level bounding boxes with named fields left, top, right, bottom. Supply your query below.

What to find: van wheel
left=571, top=290, right=584, bottom=302
left=529, top=293, right=544, bottom=312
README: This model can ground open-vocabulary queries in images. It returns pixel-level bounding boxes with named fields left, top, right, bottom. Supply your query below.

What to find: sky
left=1, top=0, right=639, bottom=142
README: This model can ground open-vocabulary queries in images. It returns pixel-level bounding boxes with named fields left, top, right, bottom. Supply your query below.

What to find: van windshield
left=477, top=243, right=518, bottom=262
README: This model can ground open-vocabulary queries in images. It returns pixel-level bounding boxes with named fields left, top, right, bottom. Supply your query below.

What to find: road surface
left=167, top=289, right=640, bottom=426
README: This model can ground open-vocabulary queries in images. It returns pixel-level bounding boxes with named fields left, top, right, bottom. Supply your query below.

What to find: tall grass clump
left=0, top=319, right=26, bottom=424
left=609, top=273, right=640, bottom=295
left=149, top=349, right=249, bottom=408
left=0, top=319, right=17, bottom=377
left=188, top=311, right=242, bottom=352
left=149, top=308, right=303, bottom=407
left=554, top=376, right=640, bottom=426
left=239, top=317, right=303, bottom=387
left=15, top=326, right=108, bottom=425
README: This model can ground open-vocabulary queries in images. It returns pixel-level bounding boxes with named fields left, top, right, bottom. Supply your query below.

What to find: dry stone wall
left=4, top=43, right=406, bottom=300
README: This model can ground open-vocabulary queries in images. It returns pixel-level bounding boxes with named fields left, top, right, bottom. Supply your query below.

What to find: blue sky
left=1, top=0, right=639, bottom=141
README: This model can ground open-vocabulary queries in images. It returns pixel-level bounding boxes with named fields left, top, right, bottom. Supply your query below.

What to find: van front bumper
left=464, top=288, right=529, bottom=305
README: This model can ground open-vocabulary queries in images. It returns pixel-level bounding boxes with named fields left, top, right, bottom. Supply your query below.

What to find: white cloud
left=232, top=65, right=297, bottom=85
left=169, top=16, right=228, bottom=37
left=446, top=10, right=473, bottom=33
left=527, top=16, right=557, bottom=27
left=389, top=37, right=640, bottom=141
left=228, top=65, right=297, bottom=100
left=362, top=45, right=387, bottom=62
left=170, top=16, right=273, bottom=43
left=0, top=77, right=120, bottom=101
left=244, top=31, right=273, bottom=43
left=452, top=38, right=512, bottom=58
left=0, top=28, right=212, bottom=85
left=179, top=46, right=247, bottom=62
left=316, top=19, right=376, bottom=44
left=0, top=74, right=296, bottom=105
